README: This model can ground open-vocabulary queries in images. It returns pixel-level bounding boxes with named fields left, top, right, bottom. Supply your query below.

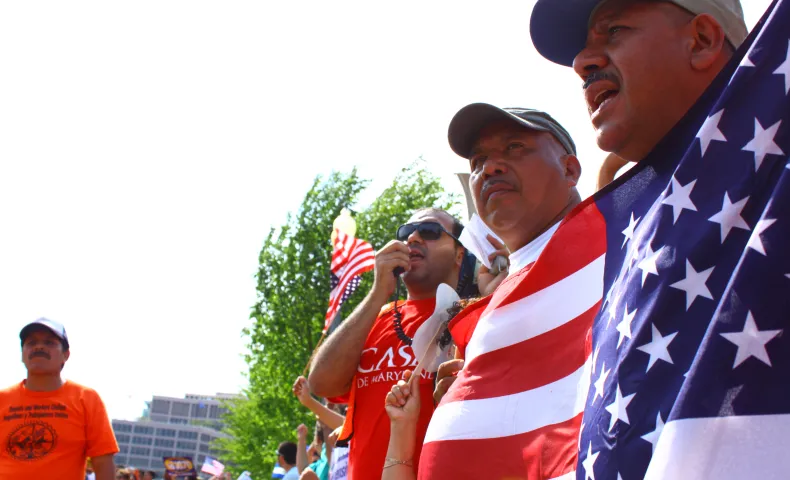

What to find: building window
left=153, top=448, right=172, bottom=458
left=151, top=399, right=171, bottom=414
left=209, top=405, right=219, bottom=419
left=130, top=447, right=150, bottom=456
left=200, top=434, right=212, bottom=443
left=133, top=426, right=154, bottom=435
left=170, top=402, right=190, bottom=417
left=169, top=418, right=188, bottom=425
left=129, top=456, right=149, bottom=468
left=115, top=434, right=131, bottom=444
left=179, top=431, right=198, bottom=440
left=112, top=423, right=133, bottom=433
left=176, top=441, right=197, bottom=450
left=191, top=403, right=209, bottom=418
left=132, top=436, right=153, bottom=446
left=156, top=428, right=177, bottom=438
left=176, top=451, right=193, bottom=458
left=155, top=438, right=174, bottom=448
left=199, top=444, right=209, bottom=453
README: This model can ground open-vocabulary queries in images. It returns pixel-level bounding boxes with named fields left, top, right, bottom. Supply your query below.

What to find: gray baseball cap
left=448, top=103, right=577, bottom=159
left=20, top=317, right=70, bottom=350
left=530, top=0, right=748, bottom=67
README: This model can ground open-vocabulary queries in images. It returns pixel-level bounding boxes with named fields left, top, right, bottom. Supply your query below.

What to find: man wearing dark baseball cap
left=529, top=0, right=748, bottom=162
left=0, top=318, right=119, bottom=479
left=526, top=1, right=790, bottom=479
left=384, top=103, right=610, bottom=479
left=530, top=0, right=747, bottom=68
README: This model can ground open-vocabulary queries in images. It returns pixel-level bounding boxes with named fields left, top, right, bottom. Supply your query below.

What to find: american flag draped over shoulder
left=578, top=1, right=790, bottom=478
left=419, top=204, right=607, bottom=480
left=325, top=229, right=375, bottom=332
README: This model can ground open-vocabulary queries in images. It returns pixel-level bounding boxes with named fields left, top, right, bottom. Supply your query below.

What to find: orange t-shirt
left=338, top=298, right=437, bottom=480
left=0, top=380, right=119, bottom=480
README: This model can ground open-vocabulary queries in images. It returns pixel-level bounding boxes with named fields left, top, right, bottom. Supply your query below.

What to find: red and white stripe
left=418, top=203, right=607, bottom=480
left=325, top=229, right=375, bottom=331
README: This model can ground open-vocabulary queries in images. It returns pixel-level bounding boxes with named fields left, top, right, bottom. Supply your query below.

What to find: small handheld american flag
left=324, top=228, right=375, bottom=332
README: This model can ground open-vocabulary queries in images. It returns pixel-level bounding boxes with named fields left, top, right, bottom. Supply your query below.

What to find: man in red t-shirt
left=308, top=208, right=467, bottom=479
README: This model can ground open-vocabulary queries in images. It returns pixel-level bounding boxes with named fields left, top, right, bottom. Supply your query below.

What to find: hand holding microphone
left=372, top=240, right=411, bottom=301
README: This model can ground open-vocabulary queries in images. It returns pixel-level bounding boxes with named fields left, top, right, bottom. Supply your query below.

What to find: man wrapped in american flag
left=529, top=0, right=790, bottom=478
left=382, top=104, right=601, bottom=480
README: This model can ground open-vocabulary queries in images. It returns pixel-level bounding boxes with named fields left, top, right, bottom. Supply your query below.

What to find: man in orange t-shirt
left=0, top=318, right=119, bottom=480
left=308, top=208, right=468, bottom=479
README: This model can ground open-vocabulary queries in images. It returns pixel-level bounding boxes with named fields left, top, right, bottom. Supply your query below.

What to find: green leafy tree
left=217, top=160, right=458, bottom=477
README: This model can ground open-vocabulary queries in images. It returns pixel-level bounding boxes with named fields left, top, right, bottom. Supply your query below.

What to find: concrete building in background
left=112, top=393, right=237, bottom=474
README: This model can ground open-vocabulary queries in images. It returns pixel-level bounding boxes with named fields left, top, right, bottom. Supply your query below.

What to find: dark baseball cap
left=20, top=318, right=70, bottom=350
left=530, top=0, right=748, bottom=67
left=448, top=103, right=577, bottom=159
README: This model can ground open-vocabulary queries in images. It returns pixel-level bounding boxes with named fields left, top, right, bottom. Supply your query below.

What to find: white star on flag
left=774, top=40, right=790, bottom=94
left=616, top=304, right=637, bottom=348
left=747, top=218, right=777, bottom=255
left=621, top=212, right=640, bottom=248
left=605, top=383, right=636, bottom=432
left=592, top=361, right=611, bottom=404
left=636, top=324, right=678, bottom=371
left=670, top=260, right=715, bottom=310
left=661, top=177, right=698, bottom=224
left=582, top=442, right=600, bottom=480
left=720, top=311, right=782, bottom=368
left=606, top=285, right=623, bottom=326
left=742, top=118, right=784, bottom=170
left=640, top=412, right=666, bottom=454
left=708, top=192, right=750, bottom=243
left=592, top=345, right=601, bottom=374
left=637, top=243, right=666, bottom=286
left=696, top=109, right=727, bottom=156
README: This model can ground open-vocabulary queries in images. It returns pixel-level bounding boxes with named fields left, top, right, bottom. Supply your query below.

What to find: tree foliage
left=217, top=160, right=458, bottom=477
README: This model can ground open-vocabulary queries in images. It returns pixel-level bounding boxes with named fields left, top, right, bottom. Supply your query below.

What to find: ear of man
left=561, top=154, right=582, bottom=188
left=687, top=13, right=730, bottom=71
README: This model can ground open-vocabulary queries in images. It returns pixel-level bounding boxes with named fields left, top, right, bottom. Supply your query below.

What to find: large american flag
left=419, top=204, right=606, bottom=479
left=325, top=229, right=375, bottom=332
left=577, top=1, right=790, bottom=478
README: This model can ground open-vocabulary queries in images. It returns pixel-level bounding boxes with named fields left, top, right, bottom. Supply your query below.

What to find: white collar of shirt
left=507, top=222, right=561, bottom=277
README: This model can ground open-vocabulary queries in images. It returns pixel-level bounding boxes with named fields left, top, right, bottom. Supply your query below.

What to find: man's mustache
left=29, top=351, right=51, bottom=360
left=583, top=71, right=620, bottom=90
left=481, top=178, right=516, bottom=198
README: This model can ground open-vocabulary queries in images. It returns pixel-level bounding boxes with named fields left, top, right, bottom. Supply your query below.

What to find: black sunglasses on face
left=396, top=221, right=459, bottom=243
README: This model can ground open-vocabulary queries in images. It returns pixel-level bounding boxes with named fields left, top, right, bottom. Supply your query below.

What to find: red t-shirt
left=337, top=298, right=437, bottom=480
left=0, top=380, right=119, bottom=480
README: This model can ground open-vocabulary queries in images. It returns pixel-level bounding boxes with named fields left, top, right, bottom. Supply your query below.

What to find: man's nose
left=482, top=155, right=508, bottom=178
left=573, top=44, right=609, bottom=79
left=406, top=228, right=424, bottom=244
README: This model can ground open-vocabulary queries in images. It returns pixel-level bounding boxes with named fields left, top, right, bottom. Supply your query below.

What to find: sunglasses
left=396, top=221, right=460, bottom=243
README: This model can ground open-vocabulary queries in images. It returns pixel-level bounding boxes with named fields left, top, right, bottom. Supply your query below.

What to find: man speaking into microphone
left=308, top=208, right=473, bottom=479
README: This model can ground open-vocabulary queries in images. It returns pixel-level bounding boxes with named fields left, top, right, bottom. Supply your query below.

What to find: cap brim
left=448, top=103, right=551, bottom=159
left=20, top=322, right=68, bottom=348
left=530, top=0, right=602, bottom=67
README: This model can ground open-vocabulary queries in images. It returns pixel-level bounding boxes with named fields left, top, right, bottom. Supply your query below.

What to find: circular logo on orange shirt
left=5, top=421, right=58, bottom=461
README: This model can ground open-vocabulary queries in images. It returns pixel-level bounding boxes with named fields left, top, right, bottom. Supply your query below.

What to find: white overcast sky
left=0, top=1, right=772, bottom=421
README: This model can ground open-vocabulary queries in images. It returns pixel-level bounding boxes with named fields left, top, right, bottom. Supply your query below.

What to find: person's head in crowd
left=277, top=441, right=297, bottom=469
left=398, top=208, right=466, bottom=298
left=142, top=471, right=156, bottom=480
left=115, top=469, right=132, bottom=480
left=19, top=318, right=70, bottom=377
left=530, top=0, right=747, bottom=162
left=448, top=104, right=582, bottom=251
